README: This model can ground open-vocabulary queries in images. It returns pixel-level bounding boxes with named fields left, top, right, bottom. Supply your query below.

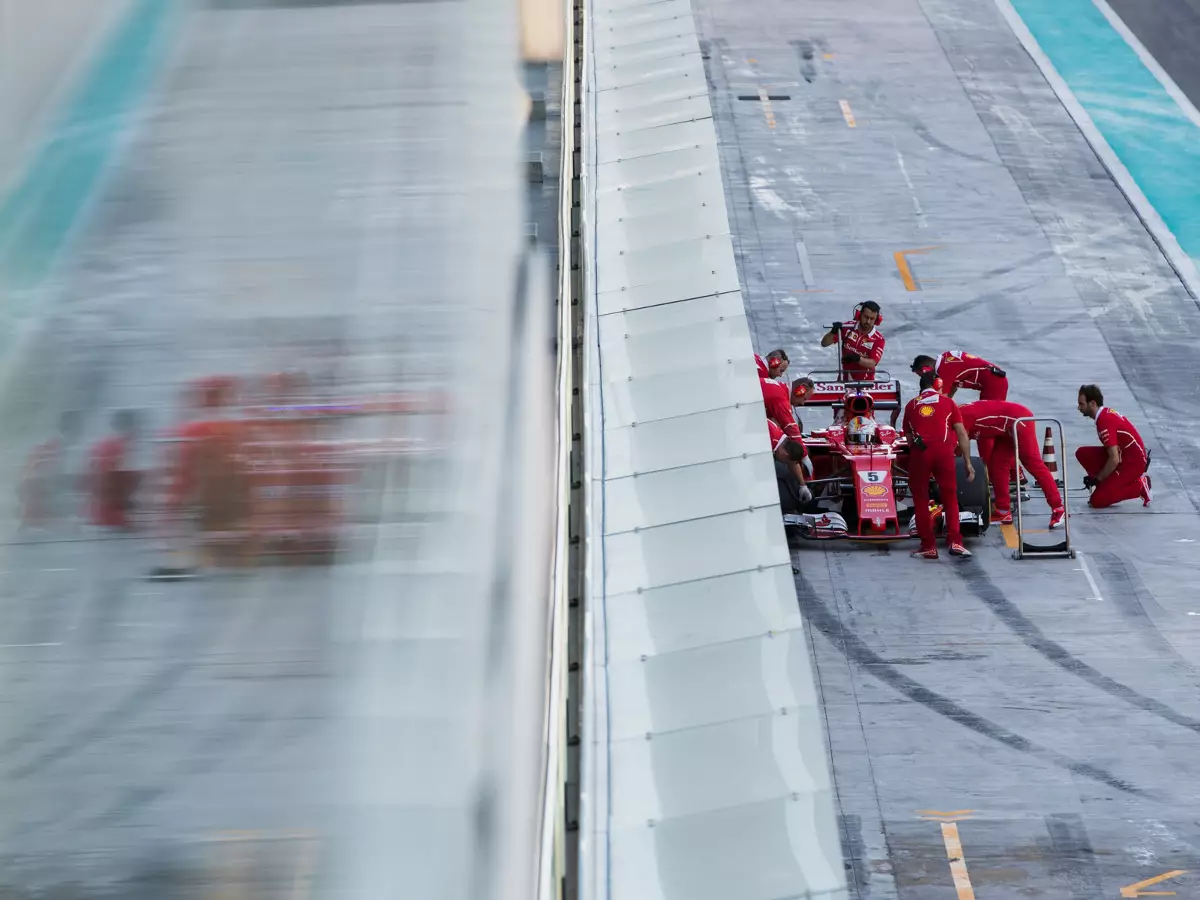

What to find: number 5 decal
left=863, top=471, right=885, bottom=483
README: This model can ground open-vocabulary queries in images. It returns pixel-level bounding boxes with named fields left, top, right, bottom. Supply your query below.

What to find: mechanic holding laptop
left=821, top=301, right=885, bottom=381
left=903, top=372, right=975, bottom=560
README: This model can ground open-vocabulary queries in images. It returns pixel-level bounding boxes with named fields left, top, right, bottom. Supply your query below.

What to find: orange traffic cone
left=1042, top=426, right=1062, bottom=485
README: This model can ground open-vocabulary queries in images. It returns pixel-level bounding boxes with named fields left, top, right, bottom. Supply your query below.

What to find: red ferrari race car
left=781, top=371, right=990, bottom=543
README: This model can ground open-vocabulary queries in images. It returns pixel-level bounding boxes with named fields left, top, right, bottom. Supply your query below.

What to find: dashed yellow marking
left=824, top=52, right=834, bottom=60
left=747, top=57, right=758, bottom=63
left=759, top=86, right=776, bottom=129
left=839, top=99, right=856, bottom=127
left=941, top=822, right=977, bottom=900
left=1000, top=523, right=1018, bottom=548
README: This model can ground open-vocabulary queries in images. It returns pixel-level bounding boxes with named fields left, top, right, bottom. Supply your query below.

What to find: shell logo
left=863, top=485, right=887, bottom=497
left=918, top=404, right=936, bottom=417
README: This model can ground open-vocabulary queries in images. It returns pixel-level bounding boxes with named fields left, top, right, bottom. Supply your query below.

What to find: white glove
left=802, top=456, right=813, bottom=478
left=798, top=485, right=813, bottom=504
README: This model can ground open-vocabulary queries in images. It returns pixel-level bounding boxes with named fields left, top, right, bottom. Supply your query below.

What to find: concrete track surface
left=0, top=0, right=537, bottom=896
left=695, top=0, right=1200, bottom=896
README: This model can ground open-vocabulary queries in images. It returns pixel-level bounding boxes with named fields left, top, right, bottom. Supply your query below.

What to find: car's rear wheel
left=956, top=455, right=990, bottom=533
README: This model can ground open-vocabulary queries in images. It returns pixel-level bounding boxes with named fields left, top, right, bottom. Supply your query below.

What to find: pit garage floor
left=694, top=0, right=1200, bottom=895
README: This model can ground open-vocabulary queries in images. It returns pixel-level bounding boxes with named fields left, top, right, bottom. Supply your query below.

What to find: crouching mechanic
left=768, top=419, right=813, bottom=513
left=958, top=400, right=1064, bottom=528
left=902, top=372, right=975, bottom=559
left=1076, top=384, right=1151, bottom=508
left=820, top=301, right=885, bottom=381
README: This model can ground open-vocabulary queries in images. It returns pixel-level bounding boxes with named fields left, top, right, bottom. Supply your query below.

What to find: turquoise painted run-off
left=0, top=0, right=178, bottom=294
left=1007, top=0, right=1200, bottom=275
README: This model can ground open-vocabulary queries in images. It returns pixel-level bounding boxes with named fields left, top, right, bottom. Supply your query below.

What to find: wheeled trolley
left=1012, top=416, right=1075, bottom=560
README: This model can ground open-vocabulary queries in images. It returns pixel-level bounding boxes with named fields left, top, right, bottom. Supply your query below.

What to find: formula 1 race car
left=781, top=372, right=990, bottom=543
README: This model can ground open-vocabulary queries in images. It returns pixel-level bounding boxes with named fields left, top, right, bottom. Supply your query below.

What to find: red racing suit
left=767, top=418, right=806, bottom=456
left=761, top=377, right=801, bottom=439
left=837, top=324, right=885, bottom=381
left=958, top=400, right=1062, bottom=514
left=902, top=388, right=963, bottom=550
left=935, top=351, right=1008, bottom=400
left=1076, top=406, right=1148, bottom=508
left=935, top=351, right=1008, bottom=465
left=88, top=435, right=139, bottom=529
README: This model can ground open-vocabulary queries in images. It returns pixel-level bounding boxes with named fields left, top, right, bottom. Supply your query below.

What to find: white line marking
left=1075, top=551, right=1104, bottom=602
left=0, top=642, right=63, bottom=648
left=894, top=143, right=927, bottom=228
left=989, top=0, right=1200, bottom=299
left=794, top=239, right=815, bottom=287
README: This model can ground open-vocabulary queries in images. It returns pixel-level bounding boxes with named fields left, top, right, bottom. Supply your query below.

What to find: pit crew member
left=762, top=372, right=802, bottom=439
left=87, top=409, right=142, bottom=530
left=1075, top=384, right=1151, bottom=508
left=912, top=351, right=1010, bottom=475
left=768, top=419, right=812, bottom=511
left=820, top=301, right=885, bottom=381
left=790, top=376, right=816, bottom=432
left=910, top=352, right=1008, bottom=401
left=958, top=400, right=1064, bottom=528
left=755, top=348, right=789, bottom=381
left=902, top=372, right=974, bottom=559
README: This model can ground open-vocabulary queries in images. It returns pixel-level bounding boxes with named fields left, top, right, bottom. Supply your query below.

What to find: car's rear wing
left=797, top=371, right=903, bottom=411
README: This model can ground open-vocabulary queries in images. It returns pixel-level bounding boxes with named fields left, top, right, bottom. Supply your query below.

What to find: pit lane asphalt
left=0, top=2, right=553, bottom=896
left=695, top=0, right=1200, bottom=895
left=1107, top=0, right=1200, bottom=113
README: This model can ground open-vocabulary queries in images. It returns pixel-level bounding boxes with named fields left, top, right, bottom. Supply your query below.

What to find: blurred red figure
left=20, top=411, right=81, bottom=528
left=168, top=376, right=238, bottom=513
left=88, top=410, right=141, bottom=529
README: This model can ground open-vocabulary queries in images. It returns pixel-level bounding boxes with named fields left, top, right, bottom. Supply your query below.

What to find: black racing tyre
left=956, top=455, right=990, bottom=528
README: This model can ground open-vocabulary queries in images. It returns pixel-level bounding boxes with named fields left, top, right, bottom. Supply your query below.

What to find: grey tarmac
left=693, top=0, right=1200, bottom=896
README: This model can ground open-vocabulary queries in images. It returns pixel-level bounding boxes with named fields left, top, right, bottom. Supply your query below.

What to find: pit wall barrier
left=576, top=0, right=849, bottom=896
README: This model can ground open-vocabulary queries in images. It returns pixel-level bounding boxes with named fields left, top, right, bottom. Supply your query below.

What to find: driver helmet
left=846, top=415, right=877, bottom=445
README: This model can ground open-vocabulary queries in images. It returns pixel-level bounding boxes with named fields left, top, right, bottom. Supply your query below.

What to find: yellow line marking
left=839, top=99, right=856, bottom=127
left=824, top=52, right=834, bottom=60
left=212, top=838, right=255, bottom=900
left=893, top=251, right=918, bottom=291
left=918, top=809, right=975, bottom=818
left=202, top=830, right=318, bottom=843
left=893, top=246, right=944, bottom=291
left=1121, top=870, right=1188, bottom=898
left=748, top=57, right=758, bottom=63
left=1000, top=523, right=1017, bottom=548
left=940, top=822, right=977, bottom=900
left=758, top=86, right=776, bottom=129
left=290, top=835, right=320, bottom=900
